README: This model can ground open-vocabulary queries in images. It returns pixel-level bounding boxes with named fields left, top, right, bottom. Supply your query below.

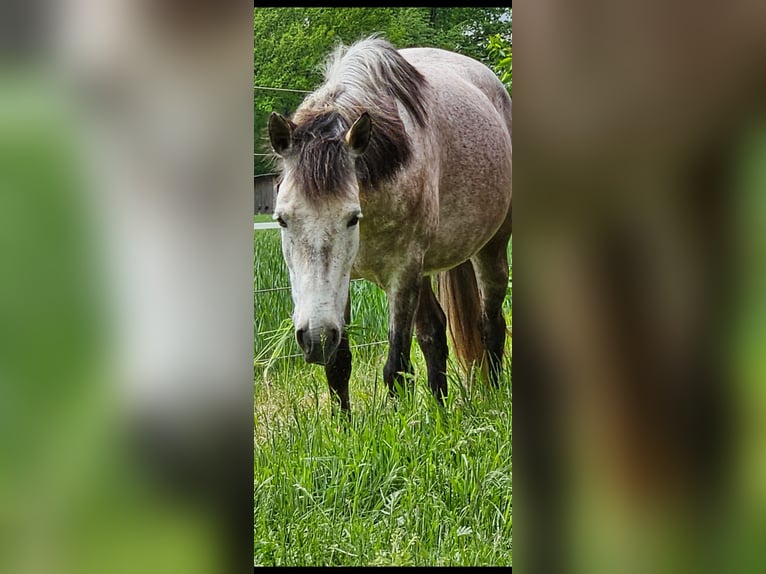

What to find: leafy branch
left=487, top=33, right=512, bottom=96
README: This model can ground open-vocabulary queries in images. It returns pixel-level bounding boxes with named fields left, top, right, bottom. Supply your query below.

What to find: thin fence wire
left=264, top=340, right=389, bottom=362
left=254, top=278, right=368, bottom=296
left=253, top=85, right=312, bottom=94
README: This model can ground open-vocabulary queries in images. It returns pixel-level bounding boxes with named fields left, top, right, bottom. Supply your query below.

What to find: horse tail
left=436, top=260, right=485, bottom=378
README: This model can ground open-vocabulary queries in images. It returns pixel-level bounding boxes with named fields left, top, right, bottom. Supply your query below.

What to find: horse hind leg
left=415, top=276, right=449, bottom=404
left=471, top=217, right=512, bottom=386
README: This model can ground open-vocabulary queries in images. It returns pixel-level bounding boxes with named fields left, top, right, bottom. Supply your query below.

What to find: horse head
left=268, top=110, right=370, bottom=364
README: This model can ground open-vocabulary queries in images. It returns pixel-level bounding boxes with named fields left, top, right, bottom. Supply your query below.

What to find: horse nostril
left=326, top=327, right=340, bottom=349
left=296, top=328, right=307, bottom=352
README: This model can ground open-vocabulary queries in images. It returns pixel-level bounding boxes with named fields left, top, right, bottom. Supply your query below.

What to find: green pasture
left=253, top=219, right=513, bottom=566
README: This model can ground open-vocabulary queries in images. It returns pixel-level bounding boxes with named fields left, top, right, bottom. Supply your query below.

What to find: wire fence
left=254, top=277, right=369, bottom=297
left=263, top=340, right=389, bottom=362
left=253, top=85, right=312, bottom=94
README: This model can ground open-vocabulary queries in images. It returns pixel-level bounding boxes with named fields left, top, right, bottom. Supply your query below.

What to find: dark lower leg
left=383, top=274, right=421, bottom=399
left=415, top=278, right=448, bottom=403
left=325, top=296, right=352, bottom=415
left=325, top=331, right=351, bottom=414
left=472, top=238, right=511, bottom=387
left=482, top=307, right=506, bottom=386
left=384, top=333, right=414, bottom=398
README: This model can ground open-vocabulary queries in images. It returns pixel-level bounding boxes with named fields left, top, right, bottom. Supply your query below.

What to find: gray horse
left=268, top=36, right=512, bottom=413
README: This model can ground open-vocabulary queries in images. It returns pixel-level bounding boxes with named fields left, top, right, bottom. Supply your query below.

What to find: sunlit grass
left=253, top=351, right=512, bottom=566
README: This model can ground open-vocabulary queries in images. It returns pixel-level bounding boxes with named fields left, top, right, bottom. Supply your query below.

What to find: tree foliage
left=487, top=33, right=512, bottom=96
left=254, top=8, right=512, bottom=174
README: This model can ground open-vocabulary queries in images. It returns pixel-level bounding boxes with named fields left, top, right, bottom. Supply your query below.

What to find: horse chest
left=352, top=215, right=420, bottom=287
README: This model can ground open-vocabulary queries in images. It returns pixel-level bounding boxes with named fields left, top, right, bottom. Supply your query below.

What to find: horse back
left=401, top=47, right=512, bottom=141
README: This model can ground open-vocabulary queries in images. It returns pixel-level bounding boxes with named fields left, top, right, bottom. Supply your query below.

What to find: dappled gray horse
left=268, top=36, right=512, bottom=412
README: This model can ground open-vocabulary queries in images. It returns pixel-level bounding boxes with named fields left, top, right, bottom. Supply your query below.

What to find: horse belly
left=425, top=140, right=511, bottom=272
left=423, top=202, right=510, bottom=274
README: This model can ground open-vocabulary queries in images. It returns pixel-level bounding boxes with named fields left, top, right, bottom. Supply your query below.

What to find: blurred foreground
left=515, top=1, right=766, bottom=573
left=1, top=1, right=253, bottom=573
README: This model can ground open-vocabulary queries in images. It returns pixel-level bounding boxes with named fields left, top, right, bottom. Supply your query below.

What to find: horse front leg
left=325, top=293, right=352, bottom=415
left=383, top=268, right=422, bottom=399
left=415, top=277, right=449, bottom=404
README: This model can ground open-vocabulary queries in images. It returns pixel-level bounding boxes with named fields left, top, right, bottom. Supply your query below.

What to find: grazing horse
left=267, top=36, right=512, bottom=413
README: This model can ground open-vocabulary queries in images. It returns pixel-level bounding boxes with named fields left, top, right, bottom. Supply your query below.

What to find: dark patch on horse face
left=320, top=243, right=332, bottom=274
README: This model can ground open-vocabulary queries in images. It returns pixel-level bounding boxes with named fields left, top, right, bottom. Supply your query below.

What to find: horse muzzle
left=295, top=325, right=341, bottom=365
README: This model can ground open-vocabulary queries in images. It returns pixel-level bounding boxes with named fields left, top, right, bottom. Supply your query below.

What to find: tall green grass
left=254, top=362, right=512, bottom=566
left=254, top=220, right=512, bottom=566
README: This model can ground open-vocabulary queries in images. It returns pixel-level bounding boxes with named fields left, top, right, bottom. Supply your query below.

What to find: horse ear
left=345, top=112, right=371, bottom=157
left=268, top=112, right=293, bottom=156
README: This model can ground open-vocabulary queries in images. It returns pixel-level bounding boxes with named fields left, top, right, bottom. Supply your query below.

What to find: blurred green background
left=0, top=68, right=220, bottom=574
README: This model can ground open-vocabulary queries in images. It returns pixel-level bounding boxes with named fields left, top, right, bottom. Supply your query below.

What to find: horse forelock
left=283, top=35, right=428, bottom=197
left=287, top=110, right=354, bottom=200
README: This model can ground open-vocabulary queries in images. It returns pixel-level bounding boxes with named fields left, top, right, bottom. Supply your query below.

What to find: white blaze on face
left=274, top=178, right=362, bottom=349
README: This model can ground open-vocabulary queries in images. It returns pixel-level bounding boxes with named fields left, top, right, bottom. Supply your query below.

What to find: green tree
left=487, top=33, right=512, bottom=96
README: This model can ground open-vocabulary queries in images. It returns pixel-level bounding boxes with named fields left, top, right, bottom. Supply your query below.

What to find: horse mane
left=285, top=35, right=428, bottom=198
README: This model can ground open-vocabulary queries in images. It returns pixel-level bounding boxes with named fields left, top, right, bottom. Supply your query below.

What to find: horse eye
left=347, top=214, right=361, bottom=228
left=276, top=216, right=287, bottom=228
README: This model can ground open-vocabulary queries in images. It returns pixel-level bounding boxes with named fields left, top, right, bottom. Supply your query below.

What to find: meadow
left=253, top=216, right=513, bottom=566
